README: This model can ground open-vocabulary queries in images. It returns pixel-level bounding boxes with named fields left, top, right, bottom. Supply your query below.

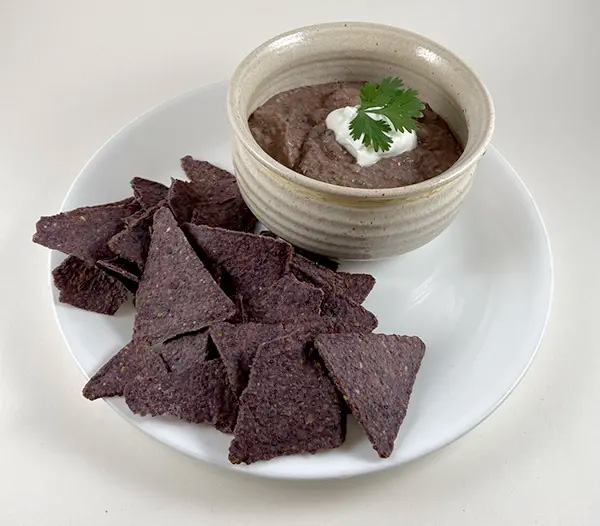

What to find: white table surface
left=1, top=1, right=598, bottom=524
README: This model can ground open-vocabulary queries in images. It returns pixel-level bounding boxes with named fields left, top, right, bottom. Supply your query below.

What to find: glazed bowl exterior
left=228, top=22, right=495, bottom=259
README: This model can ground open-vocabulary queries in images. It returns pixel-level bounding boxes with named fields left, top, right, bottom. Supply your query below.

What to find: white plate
left=50, top=82, right=553, bottom=480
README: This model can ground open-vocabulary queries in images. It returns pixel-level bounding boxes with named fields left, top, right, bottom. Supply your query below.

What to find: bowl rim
left=228, top=21, right=495, bottom=199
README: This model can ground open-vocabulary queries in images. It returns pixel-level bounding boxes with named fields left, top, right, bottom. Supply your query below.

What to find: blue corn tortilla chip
left=53, top=256, right=130, bottom=315
left=291, top=254, right=375, bottom=305
left=96, top=257, right=140, bottom=293
left=320, top=292, right=378, bottom=334
left=314, top=333, right=426, bottom=458
left=228, top=331, right=346, bottom=464
left=133, top=207, right=236, bottom=345
left=246, top=274, right=324, bottom=324
left=260, top=231, right=339, bottom=271
left=124, top=358, right=238, bottom=433
left=210, top=322, right=290, bottom=395
left=154, top=331, right=210, bottom=374
left=167, top=179, right=203, bottom=224
left=33, top=198, right=140, bottom=263
left=131, top=177, right=169, bottom=209
left=180, top=157, right=256, bottom=232
left=108, top=205, right=157, bottom=271
left=185, top=224, right=293, bottom=300
left=82, top=341, right=168, bottom=400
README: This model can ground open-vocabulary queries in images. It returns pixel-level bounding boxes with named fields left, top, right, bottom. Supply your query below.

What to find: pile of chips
left=33, top=157, right=425, bottom=464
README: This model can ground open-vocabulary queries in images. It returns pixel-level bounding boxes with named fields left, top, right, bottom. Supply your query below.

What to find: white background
left=1, top=1, right=598, bottom=524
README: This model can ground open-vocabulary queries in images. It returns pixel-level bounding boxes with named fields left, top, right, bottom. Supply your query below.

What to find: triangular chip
left=229, top=332, right=346, bottom=464
left=53, top=256, right=130, bottom=315
left=321, top=292, right=378, bottom=333
left=33, top=198, right=140, bottom=263
left=154, top=331, right=210, bottom=374
left=261, top=231, right=339, bottom=271
left=210, top=322, right=289, bottom=395
left=246, top=274, right=324, bottom=324
left=291, top=254, right=375, bottom=304
left=167, top=179, right=203, bottom=224
left=82, top=341, right=167, bottom=400
left=97, top=257, right=140, bottom=284
left=314, top=333, right=426, bottom=458
left=185, top=224, right=293, bottom=299
left=131, top=177, right=168, bottom=209
left=108, top=205, right=156, bottom=271
left=133, top=207, right=235, bottom=345
left=124, top=358, right=238, bottom=433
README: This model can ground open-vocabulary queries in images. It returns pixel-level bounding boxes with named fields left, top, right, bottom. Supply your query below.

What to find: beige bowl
left=228, top=22, right=494, bottom=259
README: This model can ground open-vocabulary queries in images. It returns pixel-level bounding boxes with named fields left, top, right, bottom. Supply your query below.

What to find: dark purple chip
left=314, top=333, right=426, bottom=458
left=210, top=322, right=290, bottom=395
left=124, top=358, right=239, bottom=433
left=260, top=231, right=339, bottom=271
left=133, top=207, right=236, bottom=345
left=291, top=254, right=375, bottom=305
left=320, top=292, right=378, bottom=334
left=131, top=177, right=169, bottom=210
left=33, top=198, right=140, bottom=263
left=246, top=274, right=324, bottom=324
left=229, top=295, right=248, bottom=324
left=180, top=156, right=234, bottom=188
left=97, top=257, right=140, bottom=283
left=52, top=256, right=130, bottom=315
left=108, top=205, right=157, bottom=271
left=185, top=224, right=293, bottom=300
left=154, top=331, right=210, bottom=374
left=82, top=341, right=168, bottom=400
left=228, top=332, right=346, bottom=464
left=167, top=179, right=204, bottom=224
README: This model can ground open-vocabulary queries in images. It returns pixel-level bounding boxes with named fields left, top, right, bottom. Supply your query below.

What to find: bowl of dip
left=228, top=22, right=495, bottom=259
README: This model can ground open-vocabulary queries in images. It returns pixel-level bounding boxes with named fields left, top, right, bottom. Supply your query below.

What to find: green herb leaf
left=350, top=77, right=425, bottom=152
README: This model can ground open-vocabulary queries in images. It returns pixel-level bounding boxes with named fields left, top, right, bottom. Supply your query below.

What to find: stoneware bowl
left=228, top=22, right=495, bottom=259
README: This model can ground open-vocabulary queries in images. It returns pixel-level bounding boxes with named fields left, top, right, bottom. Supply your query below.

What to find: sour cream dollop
left=325, top=106, right=417, bottom=167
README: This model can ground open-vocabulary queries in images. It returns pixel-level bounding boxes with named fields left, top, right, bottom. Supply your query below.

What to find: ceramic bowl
left=228, top=22, right=494, bottom=259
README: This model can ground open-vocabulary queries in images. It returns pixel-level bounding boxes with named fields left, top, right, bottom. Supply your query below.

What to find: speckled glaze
left=228, top=22, right=495, bottom=259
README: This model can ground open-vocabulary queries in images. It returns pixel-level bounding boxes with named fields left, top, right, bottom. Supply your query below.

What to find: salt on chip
left=314, top=333, right=425, bottom=458
left=185, top=224, right=293, bottom=299
left=53, top=256, right=130, bottom=315
left=131, top=177, right=169, bottom=210
left=246, top=274, right=324, bottom=324
left=228, top=331, right=346, bottom=464
left=124, top=358, right=239, bottom=433
left=82, top=341, right=167, bottom=400
left=133, top=207, right=236, bottom=345
left=33, top=198, right=140, bottom=263
left=210, top=322, right=289, bottom=395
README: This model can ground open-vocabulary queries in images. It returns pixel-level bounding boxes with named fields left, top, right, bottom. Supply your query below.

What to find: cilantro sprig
left=349, top=77, right=425, bottom=152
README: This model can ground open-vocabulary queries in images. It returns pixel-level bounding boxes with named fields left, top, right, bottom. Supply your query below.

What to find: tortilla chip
left=314, top=333, right=426, bottom=458
left=108, top=205, right=156, bottom=271
left=33, top=198, right=140, bottom=263
left=131, top=177, right=169, bottom=209
left=210, top=322, right=289, bottom=395
left=246, top=274, right=324, bottom=324
left=260, top=231, right=339, bottom=271
left=124, top=358, right=239, bottom=433
left=82, top=341, right=167, bottom=400
left=291, top=254, right=375, bottom=304
left=133, top=207, right=236, bottom=345
left=229, top=332, right=346, bottom=464
left=167, top=179, right=203, bottom=224
left=320, top=292, right=378, bottom=334
left=185, top=224, right=293, bottom=299
left=97, top=257, right=140, bottom=283
left=154, top=331, right=210, bottom=374
left=52, top=256, right=130, bottom=315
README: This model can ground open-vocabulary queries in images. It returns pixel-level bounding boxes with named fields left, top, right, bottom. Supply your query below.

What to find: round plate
left=51, top=82, right=553, bottom=479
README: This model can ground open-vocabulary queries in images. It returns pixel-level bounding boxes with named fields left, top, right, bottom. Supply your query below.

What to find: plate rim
left=47, top=82, right=554, bottom=480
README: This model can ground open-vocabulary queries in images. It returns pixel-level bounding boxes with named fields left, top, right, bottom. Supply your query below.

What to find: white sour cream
left=325, top=106, right=417, bottom=167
